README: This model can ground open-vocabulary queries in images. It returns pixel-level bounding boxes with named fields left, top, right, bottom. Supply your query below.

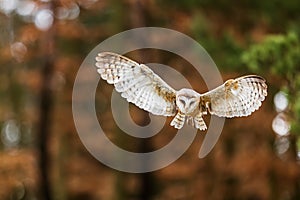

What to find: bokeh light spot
left=0, top=0, right=18, bottom=14
left=275, top=136, right=290, bottom=155
left=34, top=9, right=53, bottom=31
left=1, top=120, right=21, bottom=149
left=10, top=42, right=27, bottom=62
left=272, top=113, right=290, bottom=136
left=16, top=0, right=36, bottom=17
left=274, top=91, right=288, bottom=112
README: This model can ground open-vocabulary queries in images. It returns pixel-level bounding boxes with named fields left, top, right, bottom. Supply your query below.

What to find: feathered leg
left=170, top=111, right=186, bottom=129
left=194, top=113, right=207, bottom=131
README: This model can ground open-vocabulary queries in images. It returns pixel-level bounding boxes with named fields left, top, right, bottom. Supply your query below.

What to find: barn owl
left=95, top=52, right=267, bottom=131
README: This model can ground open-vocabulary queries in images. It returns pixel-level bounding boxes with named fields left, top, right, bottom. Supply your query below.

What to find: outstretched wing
left=95, top=52, right=177, bottom=116
left=200, top=75, right=267, bottom=118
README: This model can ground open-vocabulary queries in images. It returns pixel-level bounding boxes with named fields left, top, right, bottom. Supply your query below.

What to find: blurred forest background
left=0, top=0, right=300, bottom=200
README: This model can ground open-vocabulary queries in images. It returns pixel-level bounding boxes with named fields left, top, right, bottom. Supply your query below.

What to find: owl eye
left=189, top=100, right=196, bottom=106
left=179, top=99, right=186, bottom=106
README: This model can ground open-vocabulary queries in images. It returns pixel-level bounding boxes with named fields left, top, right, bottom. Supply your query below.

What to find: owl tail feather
left=170, top=112, right=185, bottom=129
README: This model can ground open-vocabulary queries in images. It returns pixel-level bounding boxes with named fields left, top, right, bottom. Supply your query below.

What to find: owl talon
left=194, top=114, right=207, bottom=131
left=170, top=112, right=185, bottom=129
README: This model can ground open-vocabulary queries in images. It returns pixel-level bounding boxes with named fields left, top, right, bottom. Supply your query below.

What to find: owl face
left=176, top=88, right=200, bottom=115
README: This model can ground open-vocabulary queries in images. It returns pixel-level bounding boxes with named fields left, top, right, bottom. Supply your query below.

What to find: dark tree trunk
left=37, top=9, right=55, bottom=200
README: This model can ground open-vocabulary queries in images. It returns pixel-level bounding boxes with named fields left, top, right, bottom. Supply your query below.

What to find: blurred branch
left=37, top=34, right=54, bottom=200
left=37, top=9, right=56, bottom=200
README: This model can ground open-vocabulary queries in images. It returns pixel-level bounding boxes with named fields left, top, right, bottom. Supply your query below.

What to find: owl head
left=176, top=88, right=200, bottom=114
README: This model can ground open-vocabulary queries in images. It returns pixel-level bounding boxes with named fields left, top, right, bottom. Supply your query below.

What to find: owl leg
left=170, top=111, right=186, bottom=129
left=194, top=113, right=207, bottom=131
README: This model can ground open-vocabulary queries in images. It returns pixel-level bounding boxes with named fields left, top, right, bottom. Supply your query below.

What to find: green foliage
left=191, top=13, right=243, bottom=71
left=241, top=31, right=300, bottom=136
left=242, top=32, right=300, bottom=77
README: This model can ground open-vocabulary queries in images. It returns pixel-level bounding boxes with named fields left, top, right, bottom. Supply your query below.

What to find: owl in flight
left=95, top=52, right=267, bottom=131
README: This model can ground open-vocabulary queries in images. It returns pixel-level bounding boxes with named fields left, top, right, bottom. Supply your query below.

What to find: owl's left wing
left=200, top=75, right=267, bottom=118
left=95, top=52, right=177, bottom=116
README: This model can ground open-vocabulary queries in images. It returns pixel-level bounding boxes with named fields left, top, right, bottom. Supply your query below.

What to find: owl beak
left=184, top=105, right=189, bottom=111
left=183, top=105, right=190, bottom=113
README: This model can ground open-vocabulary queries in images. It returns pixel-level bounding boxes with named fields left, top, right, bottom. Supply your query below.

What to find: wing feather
left=200, top=75, right=267, bottom=118
left=95, top=52, right=177, bottom=116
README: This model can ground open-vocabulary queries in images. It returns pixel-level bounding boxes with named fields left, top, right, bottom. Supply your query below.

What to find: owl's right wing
left=95, top=52, right=177, bottom=116
left=200, top=75, right=267, bottom=118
